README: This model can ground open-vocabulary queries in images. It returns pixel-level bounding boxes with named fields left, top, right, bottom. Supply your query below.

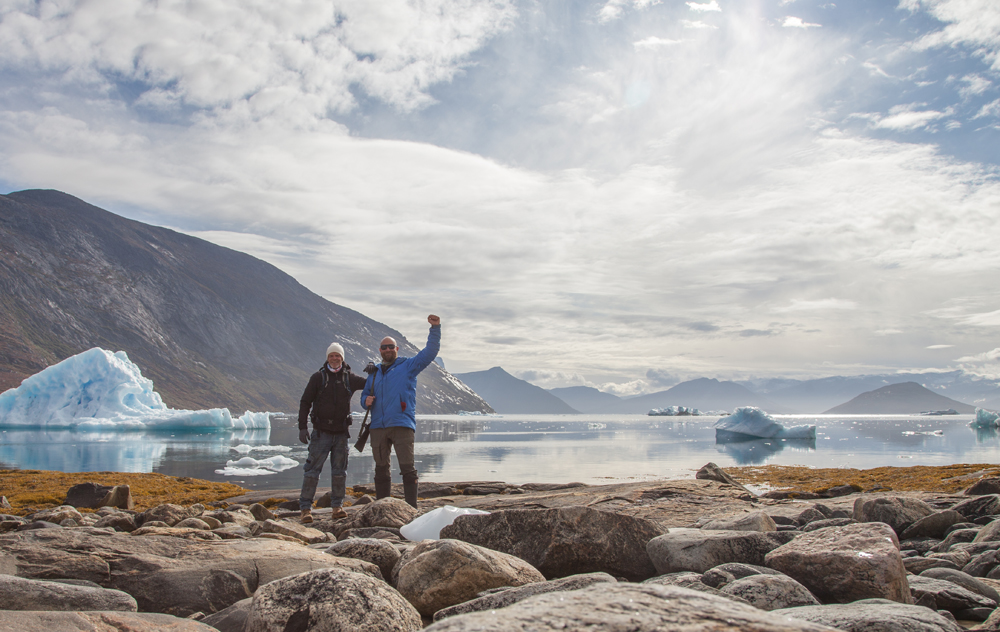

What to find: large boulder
left=920, top=567, right=1000, bottom=603
left=433, top=572, right=617, bottom=621
left=0, top=611, right=219, bottom=631
left=200, top=597, right=251, bottom=632
left=646, top=528, right=789, bottom=574
left=974, top=519, right=1000, bottom=543
left=764, top=522, right=911, bottom=603
left=326, top=538, right=401, bottom=581
left=701, top=511, right=777, bottom=532
left=395, top=538, right=545, bottom=617
left=901, top=510, right=966, bottom=540
left=853, top=495, right=935, bottom=536
left=642, top=571, right=752, bottom=605
left=245, top=567, right=421, bottom=632
left=952, top=495, right=1000, bottom=521
left=422, top=584, right=841, bottom=631
left=695, top=462, right=752, bottom=494
left=0, top=528, right=379, bottom=616
left=30, top=506, right=83, bottom=524
left=64, top=483, right=114, bottom=509
left=907, top=575, right=997, bottom=613
left=440, top=506, right=664, bottom=580
left=774, top=600, right=963, bottom=632
left=349, top=498, right=418, bottom=530
left=0, top=575, right=137, bottom=611
left=719, top=574, right=820, bottom=611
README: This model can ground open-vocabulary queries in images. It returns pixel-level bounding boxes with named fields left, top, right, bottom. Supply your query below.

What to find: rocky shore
left=4, top=464, right=1000, bottom=630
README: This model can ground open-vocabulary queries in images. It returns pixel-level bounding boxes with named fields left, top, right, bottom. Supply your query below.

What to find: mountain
left=744, top=372, right=1000, bottom=413
left=593, top=378, right=788, bottom=414
left=548, top=386, right=623, bottom=413
left=824, top=382, right=976, bottom=414
left=0, top=190, right=492, bottom=414
left=454, top=367, right=580, bottom=414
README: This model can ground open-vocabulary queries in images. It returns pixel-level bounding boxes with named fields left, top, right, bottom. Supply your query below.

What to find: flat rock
left=0, top=574, right=137, bottom=611
left=902, top=510, right=966, bottom=540
left=139, top=504, right=191, bottom=527
left=395, top=538, right=545, bottom=617
left=906, top=557, right=962, bottom=573
left=246, top=567, right=421, bottom=632
left=433, top=572, right=617, bottom=621
left=260, top=518, right=328, bottom=544
left=920, top=567, right=1000, bottom=603
left=764, top=522, right=911, bottom=603
left=701, top=511, right=777, bottom=532
left=952, top=495, right=1000, bottom=521
left=646, top=528, right=788, bottom=574
left=440, top=505, right=664, bottom=580
left=908, top=575, right=997, bottom=612
left=422, top=583, right=840, bottom=631
left=0, top=611, right=219, bottom=631
left=774, top=601, right=963, bottom=632
left=642, top=571, right=752, bottom=605
left=695, top=462, right=752, bottom=494
left=853, top=495, right=936, bottom=536
left=325, top=537, right=401, bottom=581
left=720, top=573, right=820, bottom=611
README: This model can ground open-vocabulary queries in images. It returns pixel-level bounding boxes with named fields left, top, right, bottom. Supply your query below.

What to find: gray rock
left=964, top=549, right=1000, bottom=577
left=907, top=575, right=997, bottom=612
left=774, top=601, right=963, bottom=632
left=710, top=562, right=784, bottom=579
left=720, top=573, right=820, bottom=610
left=441, top=505, right=664, bottom=581
left=952, top=495, right=1000, bottom=521
left=905, top=557, right=961, bottom=573
left=964, top=479, right=1000, bottom=496
left=798, top=507, right=828, bottom=526
left=695, top=462, right=752, bottom=493
left=0, top=611, right=220, bottom=631
left=139, top=504, right=190, bottom=527
left=247, top=503, right=273, bottom=521
left=173, top=518, right=211, bottom=531
left=64, top=483, right=114, bottom=509
left=211, top=525, right=252, bottom=539
left=646, top=528, right=787, bottom=574
left=933, top=528, right=980, bottom=552
left=423, top=584, right=840, bottom=631
left=802, top=518, right=856, bottom=532
left=326, top=537, right=401, bottom=581
left=93, top=513, right=137, bottom=532
left=702, top=567, right=737, bottom=588
left=853, top=495, right=936, bottom=536
left=0, top=575, right=137, bottom=611
left=433, top=572, right=616, bottom=621
left=902, top=537, right=941, bottom=555
left=702, top=511, right=777, bottom=532
left=920, top=567, right=1000, bottom=603
left=974, top=519, right=1000, bottom=543
left=99, top=485, right=134, bottom=510
left=260, top=518, right=328, bottom=544
left=30, top=506, right=83, bottom=524
left=901, top=510, right=965, bottom=540
left=0, top=496, right=10, bottom=510
left=245, top=567, right=421, bottom=632
left=200, top=597, right=251, bottom=632
left=350, top=497, right=418, bottom=530
left=395, top=538, right=545, bottom=617
left=642, top=571, right=752, bottom=604
left=764, top=522, right=911, bottom=604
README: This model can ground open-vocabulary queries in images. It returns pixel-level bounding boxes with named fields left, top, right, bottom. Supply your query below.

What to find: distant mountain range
left=454, top=367, right=579, bottom=414
left=0, top=190, right=492, bottom=414
left=824, top=382, right=977, bottom=414
left=548, top=386, right=623, bottom=413
left=578, top=378, right=788, bottom=414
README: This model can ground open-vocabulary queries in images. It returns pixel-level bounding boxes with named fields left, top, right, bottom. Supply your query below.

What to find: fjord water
left=0, top=414, right=995, bottom=492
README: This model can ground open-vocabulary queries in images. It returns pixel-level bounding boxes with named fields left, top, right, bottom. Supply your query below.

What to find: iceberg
left=648, top=406, right=730, bottom=417
left=0, top=348, right=270, bottom=430
left=972, top=408, right=1000, bottom=429
left=714, top=407, right=816, bottom=440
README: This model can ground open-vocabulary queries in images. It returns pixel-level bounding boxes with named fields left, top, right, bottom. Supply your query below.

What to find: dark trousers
left=299, top=429, right=348, bottom=510
left=370, top=426, right=416, bottom=483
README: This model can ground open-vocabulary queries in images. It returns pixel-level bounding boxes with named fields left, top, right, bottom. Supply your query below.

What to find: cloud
left=875, top=329, right=904, bottom=335
left=926, top=344, right=954, bottom=349
left=956, top=348, right=1000, bottom=363
left=871, top=104, right=952, bottom=131
left=783, top=17, right=821, bottom=28
left=772, top=299, right=859, bottom=313
left=686, top=1, right=721, bottom=12
left=959, top=74, right=992, bottom=99
left=634, top=36, right=684, bottom=50
left=681, top=20, right=717, bottom=29
left=974, top=98, right=1000, bottom=119
left=903, top=0, right=1000, bottom=70
left=598, top=0, right=662, bottom=23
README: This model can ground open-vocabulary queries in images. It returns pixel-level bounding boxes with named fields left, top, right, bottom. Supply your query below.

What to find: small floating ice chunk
left=0, top=347, right=270, bottom=430
left=714, top=406, right=816, bottom=439
left=972, top=408, right=1000, bottom=429
left=400, top=506, right=490, bottom=541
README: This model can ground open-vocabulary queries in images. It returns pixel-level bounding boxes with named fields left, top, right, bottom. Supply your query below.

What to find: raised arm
left=409, top=315, right=441, bottom=375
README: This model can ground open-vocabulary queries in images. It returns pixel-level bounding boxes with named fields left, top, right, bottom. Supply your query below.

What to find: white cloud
left=875, top=329, right=904, bottom=335
left=681, top=20, right=717, bottom=29
left=960, top=74, right=992, bottom=98
left=863, top=61, right=892, bottom=78
left=926, top=344, right=954, bottom=349
left=872, top=104, right=952, bottom=130
left=599, top=0, right=662, bottom=23
left=903, top=0, right=1000, bottom=70
left=783, top=16, right=822, bottom=28
left=974, top=98, right=1000, bottom=119
left=634, top=36, right=683, bottom=50
left=772, top=299, right=859, bottom=313
left=956, top=348, right=1000, bottom=363
left=686, top=1, right=721, bottom=12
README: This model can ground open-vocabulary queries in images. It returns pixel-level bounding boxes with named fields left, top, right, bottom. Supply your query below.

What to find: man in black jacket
left=297, top=342, right=368, bottom=523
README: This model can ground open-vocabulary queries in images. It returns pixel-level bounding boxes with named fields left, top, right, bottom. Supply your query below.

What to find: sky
left=1, top=0, right=999, bottom=396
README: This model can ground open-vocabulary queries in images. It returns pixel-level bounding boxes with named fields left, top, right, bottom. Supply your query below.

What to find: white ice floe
left=971, top=408, right=1000, bottom=428
left=648, top=406, right=729, bottom=416
left=0, top=347, right=270, bottom=430
left=399, top=506, right=490, bottom=541
left=714, top=407, right=816, bottom=440
left=231, top=444, right=292, bottom=454
left=216, top=454, right=298, bottom=476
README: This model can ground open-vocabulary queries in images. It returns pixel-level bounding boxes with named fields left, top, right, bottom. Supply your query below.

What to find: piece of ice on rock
left=0, top=347, right=270, bottom=430
left=400, top=506, right=490, bottom=541
left=714, top=406, right=815, bottom=439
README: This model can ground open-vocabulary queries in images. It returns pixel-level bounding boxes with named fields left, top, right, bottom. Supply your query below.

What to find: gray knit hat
left=326, top=342, right=345, bottom=358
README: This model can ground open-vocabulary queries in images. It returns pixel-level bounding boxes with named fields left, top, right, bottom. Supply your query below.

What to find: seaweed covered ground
left=3, top=462, right=1000, bottom=516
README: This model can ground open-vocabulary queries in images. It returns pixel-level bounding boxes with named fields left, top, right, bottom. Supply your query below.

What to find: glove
left=364, top=361, right=377, bottom=375
left=299, top=429, right=309, bottom=444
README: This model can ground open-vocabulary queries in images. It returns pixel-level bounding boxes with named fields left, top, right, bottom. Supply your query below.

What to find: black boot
left=403, top=473, right=418, bottom=509
left=374, top=477, right=392, bottom=500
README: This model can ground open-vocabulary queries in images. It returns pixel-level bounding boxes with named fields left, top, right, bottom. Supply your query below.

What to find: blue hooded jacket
left=361, top=325, right=440, bottom=431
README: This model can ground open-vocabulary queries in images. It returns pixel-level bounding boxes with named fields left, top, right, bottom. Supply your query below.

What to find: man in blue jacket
left=362, top=314, right=440, bottom=507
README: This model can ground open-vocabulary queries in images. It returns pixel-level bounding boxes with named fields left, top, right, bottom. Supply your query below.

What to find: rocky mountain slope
left=0, top=190, right=492, bottom=414
left=824, top=382, right=975, bottom=414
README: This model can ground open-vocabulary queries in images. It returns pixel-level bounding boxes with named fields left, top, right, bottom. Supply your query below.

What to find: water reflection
left=715, top=435, right=817, bottom=466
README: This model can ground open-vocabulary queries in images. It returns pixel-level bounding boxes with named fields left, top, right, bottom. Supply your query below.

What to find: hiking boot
left=300, top=508, right=313, bottom=524
left=329, top=506, right=347, bottom=520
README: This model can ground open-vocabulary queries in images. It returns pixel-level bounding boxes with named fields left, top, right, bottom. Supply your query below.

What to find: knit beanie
left=326, top=342, right=345, bottom=358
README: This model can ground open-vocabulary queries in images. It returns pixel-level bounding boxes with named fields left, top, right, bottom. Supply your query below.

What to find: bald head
left=379, top=337, right=398, bottom=364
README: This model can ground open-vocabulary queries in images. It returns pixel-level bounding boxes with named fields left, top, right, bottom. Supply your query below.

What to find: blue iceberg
left=0, top=348, right=270, bottom=430
left=714, top=406, right=816, bottom=440
left=971, top=408, right=1000, bottom=429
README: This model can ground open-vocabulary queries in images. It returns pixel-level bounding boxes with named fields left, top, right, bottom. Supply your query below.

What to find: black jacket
left=298, top=362, right=369, bottom=435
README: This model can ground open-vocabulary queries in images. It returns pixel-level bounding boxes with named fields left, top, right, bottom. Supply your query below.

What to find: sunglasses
left=380, top=344, right=396, bottom=350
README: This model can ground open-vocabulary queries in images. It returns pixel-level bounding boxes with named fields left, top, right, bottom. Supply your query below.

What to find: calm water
left=1, top=414, right=997, bottom=492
